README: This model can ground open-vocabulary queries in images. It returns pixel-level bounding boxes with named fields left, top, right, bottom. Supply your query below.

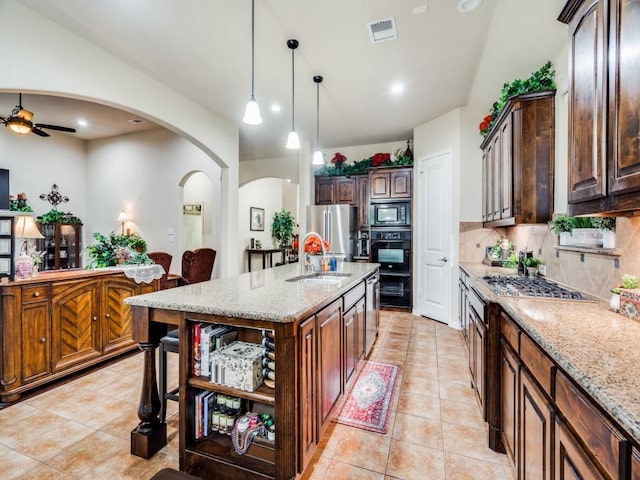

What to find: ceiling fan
left=0, top=93, right=76, bottom=137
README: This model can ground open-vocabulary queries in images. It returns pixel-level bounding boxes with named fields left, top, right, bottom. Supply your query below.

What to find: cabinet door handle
left=438, top=257, right=448, bottom=263
left=105, top=313, right=110, bottom=318
left=92, top=316, right=98, bottom=321
left=40, top=337, right=46, bottom=343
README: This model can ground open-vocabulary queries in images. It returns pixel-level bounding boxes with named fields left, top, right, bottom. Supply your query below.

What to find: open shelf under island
left=125, top=262, right=380, bottom=480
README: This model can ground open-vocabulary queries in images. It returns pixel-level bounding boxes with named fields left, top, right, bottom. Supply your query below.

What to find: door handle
left=438, top=257, right=448, bottom=263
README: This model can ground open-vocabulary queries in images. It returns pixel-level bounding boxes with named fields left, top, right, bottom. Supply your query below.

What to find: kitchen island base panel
left=125, top=263, right=379, bottom=479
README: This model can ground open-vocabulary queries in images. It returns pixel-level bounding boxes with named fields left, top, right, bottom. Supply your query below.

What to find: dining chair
left=147, top=251, right=173, bottom=289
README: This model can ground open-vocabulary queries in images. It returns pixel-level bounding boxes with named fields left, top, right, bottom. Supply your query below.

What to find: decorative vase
left=610, top=293, right=621, bottom=312
left=307, top=254, right=322, bottom=271
left=15, top=253, right=34, bottom=280
left=527, top=267, right=538, bottom=277
left=31, top=264, right=39, bottom=278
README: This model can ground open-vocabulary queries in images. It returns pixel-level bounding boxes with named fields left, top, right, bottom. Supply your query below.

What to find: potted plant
left=610, top=273, right=639, bottom=312
left=591, top=217, right=616, bottom=248
left=85, top=232, right=151, bottom=268
left=548, top=215, right=575, bottom=246
left=271, top=209, right=296, bottom=248
left=525, top=257, right=542, bottom=277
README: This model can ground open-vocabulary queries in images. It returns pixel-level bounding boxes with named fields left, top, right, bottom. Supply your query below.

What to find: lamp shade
left=117, top=210, right=128, bottom=222
left=14, top=214, right=44, bottom=239
left=286, top=130, right=300, bottom=149
left=7, top=117, right=32, bottom=135
left=312, top=151, right=324, bottom=165
left=243, top=98, right=262, bottom=125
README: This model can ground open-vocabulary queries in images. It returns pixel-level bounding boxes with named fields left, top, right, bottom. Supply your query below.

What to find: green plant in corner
left=591, top=217, right=616, bottom=232
left=548, top=215, right=575, bottom=235
left=271, top=209, right=296, bottom=248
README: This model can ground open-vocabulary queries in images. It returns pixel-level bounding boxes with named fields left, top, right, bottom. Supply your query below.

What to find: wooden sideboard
left=0, top=269, right=158, bottom=404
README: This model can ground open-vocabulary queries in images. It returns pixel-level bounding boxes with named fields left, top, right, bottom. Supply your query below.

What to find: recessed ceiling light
left=391, top=83, right=404, bottom=95
left=457, top=0, right=482, bottom=13
left=128, top=118, right=145, bottom=125
left=77, top=119, right=88, bottom=127
left=271, top=104, right=281, bottom=113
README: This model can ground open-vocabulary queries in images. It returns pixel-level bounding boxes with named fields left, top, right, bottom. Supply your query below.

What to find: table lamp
left=118, top=210, right=128, bottom=235
left=14, top=214, right=44, bottom=280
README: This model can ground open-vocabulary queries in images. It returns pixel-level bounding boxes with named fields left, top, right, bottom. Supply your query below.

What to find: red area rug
left=334, top=361, right=400, bottom=434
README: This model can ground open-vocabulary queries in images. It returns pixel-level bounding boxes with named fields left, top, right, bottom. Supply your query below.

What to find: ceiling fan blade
left=31, top=128, right=50, bottom=137
left=35, top=123, right=76, bottom=133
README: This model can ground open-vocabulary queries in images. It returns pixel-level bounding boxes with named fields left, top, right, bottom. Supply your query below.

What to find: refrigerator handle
left=326, top=210, right=331, bottom=243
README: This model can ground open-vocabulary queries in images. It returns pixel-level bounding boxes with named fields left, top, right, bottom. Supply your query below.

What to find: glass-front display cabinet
left=37, top=223, right=82, bottom=270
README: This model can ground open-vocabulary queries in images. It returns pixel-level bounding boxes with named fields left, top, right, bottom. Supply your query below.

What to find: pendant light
left=242, top=0, right=262, bottom=125
left=312, top=75, right=324, bottom=165
left=286, top=39, right=300, bottom=149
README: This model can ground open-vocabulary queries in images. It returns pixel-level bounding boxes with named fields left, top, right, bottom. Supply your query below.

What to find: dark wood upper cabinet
left=315, top=176, right=335, bottom=205
left=481, top=90, right=555, bottom=227
left=560, top=0, right=640, bottom=216
left=370, top=168, right=412, bottom=199
left=314, top=176, right=357, bottom=205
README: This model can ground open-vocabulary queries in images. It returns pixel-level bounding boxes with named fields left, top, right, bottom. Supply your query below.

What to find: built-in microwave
left=370, top=202, right=411, bottom=227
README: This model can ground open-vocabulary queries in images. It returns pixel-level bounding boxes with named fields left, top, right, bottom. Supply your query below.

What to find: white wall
left=313, top=140, right=411, bottom=168
left=0, top=131, right=87, bottom=221
left=238, top=178, right=295, bottom=272
left=86, top=129, right=222, bottom=276
left=0, top=0, right=240, bottom=276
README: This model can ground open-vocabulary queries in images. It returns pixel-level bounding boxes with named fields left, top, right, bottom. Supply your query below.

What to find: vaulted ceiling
left=4, top=0, right=568, bottom=160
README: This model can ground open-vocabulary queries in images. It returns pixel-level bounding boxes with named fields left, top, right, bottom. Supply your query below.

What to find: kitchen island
left=461, top=263, right=640, bottom=479
left=125, top=262, right=379, bottom=479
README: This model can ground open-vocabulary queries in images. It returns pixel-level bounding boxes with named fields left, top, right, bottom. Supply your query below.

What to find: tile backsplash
left=459, top=217, right=640, bottom=301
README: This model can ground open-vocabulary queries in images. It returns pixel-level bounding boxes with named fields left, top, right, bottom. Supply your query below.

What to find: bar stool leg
left=159, top=341, right=167, bottom=423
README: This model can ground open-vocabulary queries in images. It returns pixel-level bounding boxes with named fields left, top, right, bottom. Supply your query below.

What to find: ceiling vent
left=367, top=17, right=397, bottom=44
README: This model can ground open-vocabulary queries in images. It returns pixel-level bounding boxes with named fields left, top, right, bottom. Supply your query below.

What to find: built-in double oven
left=370, top=229, right=412, bottom=308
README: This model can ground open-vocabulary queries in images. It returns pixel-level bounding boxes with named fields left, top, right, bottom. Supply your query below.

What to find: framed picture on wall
left=250, top=207, right=265, bottom=231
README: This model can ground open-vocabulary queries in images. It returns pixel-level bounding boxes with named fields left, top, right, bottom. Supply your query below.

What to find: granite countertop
left=460, top=262, right=640, bottom=444
left=124, top=262, right=379, bottom=323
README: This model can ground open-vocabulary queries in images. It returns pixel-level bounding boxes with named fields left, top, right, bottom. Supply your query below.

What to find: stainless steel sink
left=286, top=272, right=352, bottom=285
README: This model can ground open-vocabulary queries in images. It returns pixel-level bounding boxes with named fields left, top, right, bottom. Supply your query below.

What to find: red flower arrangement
left=304, top=236, right=331, bottom=255
left=479, top=114, right=493, bottom=137
left=331, top=152, right=346, bottom=166
left=371, top=152, right=391, bottom=167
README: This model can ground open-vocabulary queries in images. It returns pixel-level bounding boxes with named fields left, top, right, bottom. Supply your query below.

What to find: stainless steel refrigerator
left=306, top=205, right=357, bottom=261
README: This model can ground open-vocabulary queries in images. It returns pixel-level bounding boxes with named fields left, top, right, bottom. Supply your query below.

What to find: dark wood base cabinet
left=500, top=312, right=633, bottom=480
left=0, top=270, right=158, bottom=404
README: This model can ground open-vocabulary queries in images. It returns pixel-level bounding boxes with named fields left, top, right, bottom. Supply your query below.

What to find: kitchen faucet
left=300, top=231, right=327, bottom=275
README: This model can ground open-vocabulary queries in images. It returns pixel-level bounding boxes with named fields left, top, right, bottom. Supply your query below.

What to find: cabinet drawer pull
left=92, top=316, right=98, bottom=321
left=40, top=337, right=46, bottom=343
left=34, top=292, right=40, bottom=297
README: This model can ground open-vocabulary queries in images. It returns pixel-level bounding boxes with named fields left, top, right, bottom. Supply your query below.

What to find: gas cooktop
left=482, top=275, right=593, bottom=301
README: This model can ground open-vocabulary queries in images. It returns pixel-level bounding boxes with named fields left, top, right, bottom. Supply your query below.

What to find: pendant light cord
left=291, top=47, right=295, bottom=130
left=316, top=79, right=320, bottom=149
left=250, top=0, right=255, bottom=99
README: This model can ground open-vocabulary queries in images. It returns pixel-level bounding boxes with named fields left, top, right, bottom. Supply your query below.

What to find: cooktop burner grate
left=482, top=275, right=591, bottom=301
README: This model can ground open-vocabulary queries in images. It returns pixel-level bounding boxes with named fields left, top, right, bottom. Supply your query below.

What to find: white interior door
left=415, top=150, right=452, bottom=323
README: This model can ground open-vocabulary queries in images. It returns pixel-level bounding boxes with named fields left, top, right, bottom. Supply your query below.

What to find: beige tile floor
left=0, top=310, right=515, bottom=480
